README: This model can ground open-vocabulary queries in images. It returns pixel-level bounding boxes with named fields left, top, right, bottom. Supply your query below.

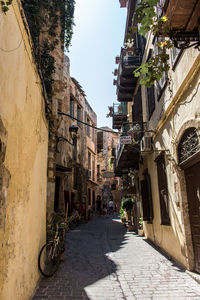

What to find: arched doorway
left=178, top=127, right=200, bottom=272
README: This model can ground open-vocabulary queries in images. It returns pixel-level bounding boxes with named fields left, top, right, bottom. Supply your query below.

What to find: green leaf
left=134, top=70, right=141, bottom=77
left=2, top=5, right=8, bottom=12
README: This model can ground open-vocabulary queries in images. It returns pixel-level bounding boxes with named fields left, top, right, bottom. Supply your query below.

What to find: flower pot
left=138, top=229, right=144, bottom=236
left=120, top=0, right=127, bottom=8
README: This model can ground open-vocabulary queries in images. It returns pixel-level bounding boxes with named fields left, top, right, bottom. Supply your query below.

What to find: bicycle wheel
left=38, top=242, right=60, bottom=277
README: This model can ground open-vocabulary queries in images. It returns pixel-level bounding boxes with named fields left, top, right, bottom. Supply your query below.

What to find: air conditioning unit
left=140, top=136, right=152, bottom=152
left=87, top=170, right=91, bottom=178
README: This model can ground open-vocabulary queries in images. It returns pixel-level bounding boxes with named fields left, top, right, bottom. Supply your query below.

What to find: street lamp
left=69, top=125, right=79, bottom=140
left=56, top=125, right=79, bottom=148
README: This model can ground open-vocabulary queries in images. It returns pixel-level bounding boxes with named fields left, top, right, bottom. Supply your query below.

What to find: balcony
left=116, top=48, right=142, bottom=102
left=161, top=0, right=200, bottom=48
left=114, top=123, right=143, bottom=175
left=164, top=0, right=200, bottom=32
left=112, top=103, right=127, bottom=130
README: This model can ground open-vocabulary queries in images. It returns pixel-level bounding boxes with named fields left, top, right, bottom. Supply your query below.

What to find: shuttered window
left=140, top=169, right=153, bottom=222
left=147, top=85, right=155, bottom=120
left=155, top=153, right=170, bottom=225
left=132, top=87, right=143, bottom=123
left=77, top=105, right=81, bottom=126
left=70, top=97, right=74, bottom=117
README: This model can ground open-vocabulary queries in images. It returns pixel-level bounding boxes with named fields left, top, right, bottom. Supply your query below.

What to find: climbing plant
left=129, top=0, right=173, bottom=87
left=21, top=0, right=75, bottom=98
left=1, top=0, right=12, bottom=13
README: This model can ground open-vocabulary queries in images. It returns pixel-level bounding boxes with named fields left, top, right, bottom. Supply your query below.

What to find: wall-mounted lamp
left=56, top=125, right=79, bottom=150
left=69, top=125, right=79, bottom=140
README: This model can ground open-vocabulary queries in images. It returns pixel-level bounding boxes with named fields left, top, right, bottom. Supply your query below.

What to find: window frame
left=155, top=152, right=170, bottom=226
left=70, top=97, right=74, bottom=118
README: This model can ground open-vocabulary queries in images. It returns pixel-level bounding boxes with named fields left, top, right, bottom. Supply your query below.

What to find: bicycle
left=38, top=221, right=66, bottom=277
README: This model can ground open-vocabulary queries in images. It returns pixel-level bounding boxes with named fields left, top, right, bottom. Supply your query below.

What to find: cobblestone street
left=31, top=215, right=200, bottom=300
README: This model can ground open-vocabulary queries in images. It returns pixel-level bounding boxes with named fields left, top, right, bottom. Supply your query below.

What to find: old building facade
left=0, top=2, right=48, bottom=299
left=53, top=60, right=98, bottom=221
left=113, top=0, right=200, bottom=272
left=97, top=128, right=121, bottom=212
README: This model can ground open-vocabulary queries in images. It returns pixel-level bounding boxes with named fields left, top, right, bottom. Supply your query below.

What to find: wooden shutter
left=145, top=171, right=154, bottom=222
left=141, top=179, right=150, bottom=221
left=141, top=169, right=154, bottom=222
left=132, top=87, right=143, bottom=123
left=155, top=153, right=170, bottom=225
left=147, top=85, right=155, bottom=120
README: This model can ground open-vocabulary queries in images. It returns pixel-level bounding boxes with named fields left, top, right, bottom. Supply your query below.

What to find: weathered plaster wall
left=140, top=51, right=200, bottom=269
left=0, top=2, right=48, bottom=299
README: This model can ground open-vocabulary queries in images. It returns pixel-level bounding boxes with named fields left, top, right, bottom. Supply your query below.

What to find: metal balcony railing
left=113, top=103, right=127, bottom=116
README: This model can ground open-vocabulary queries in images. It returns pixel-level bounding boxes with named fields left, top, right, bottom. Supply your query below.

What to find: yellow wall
left=140, top=51, right=200, bottom=269
left=141, top=154, right=188, bottom=267
left=0, top=2, right=48, bottom=300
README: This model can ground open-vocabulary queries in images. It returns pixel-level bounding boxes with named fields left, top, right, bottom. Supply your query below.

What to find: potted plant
left=121, top=197, right=135, bottom=231
left=115, top=56, right=120, bottom=64
left=120, top=206, right=126, bottom=224
left=138, top=217, right=144, bottom=236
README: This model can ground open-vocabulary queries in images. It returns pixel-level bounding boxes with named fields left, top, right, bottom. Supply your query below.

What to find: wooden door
left=185, top=162, right=200, bottom=273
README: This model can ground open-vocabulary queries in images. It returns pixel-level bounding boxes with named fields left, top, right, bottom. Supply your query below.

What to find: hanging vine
left=1, top=0, right=12, bottom=13
left=130, top=0, right=173, bottom=87
left=21, top=0, right=75, bottom=98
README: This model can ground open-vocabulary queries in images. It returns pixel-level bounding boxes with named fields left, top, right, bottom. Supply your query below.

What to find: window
left=88, top=188, right=91, bottom=206
left=97, top=132, right=103, bottom=153
left=154, top=37, right=168, bottom=99
left=70, top=97, right=74, bottom=117
left=77, top=105, right=81, bottom=126
left=140, top=169, right=153, bottom=222
left=97, top=164, right=100, bottom=181
left=132, top=87, right=143, bottom=123
left=170, top=47, right=182, bottom=70
left=88, top=151, right=91, bottom=171
left=73, top=136, right=77, bottom=161
left=155, top=153, right=170, bottom=225
left=92, top=156, right=95, bottom=181
left=145, top=50, right=155, bottom=120
left=92, top=126, right=95, bottom=142
left=86, top=117, right=90, bottom=137
left=147, top=85, right=155, bottom=120
left=178, top=127, right=199, bottom=164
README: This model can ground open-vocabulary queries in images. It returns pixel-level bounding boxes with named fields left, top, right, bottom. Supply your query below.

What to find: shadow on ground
left=32, top=214, right=128, bottom=299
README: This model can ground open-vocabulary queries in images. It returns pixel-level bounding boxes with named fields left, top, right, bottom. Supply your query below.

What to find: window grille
left=178, top=127, right=199, bottom=164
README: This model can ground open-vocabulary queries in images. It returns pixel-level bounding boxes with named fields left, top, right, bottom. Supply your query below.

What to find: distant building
left=54, top=59, right=98, bottom=221
left=97, top=128, right=121, bottom=212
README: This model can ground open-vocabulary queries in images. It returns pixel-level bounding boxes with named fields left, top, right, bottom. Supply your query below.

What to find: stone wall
left=0, top=2, right=48, bottom=299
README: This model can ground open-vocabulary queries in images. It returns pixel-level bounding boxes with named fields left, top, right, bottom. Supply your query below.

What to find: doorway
left=185, top=161, right=200, bottom=273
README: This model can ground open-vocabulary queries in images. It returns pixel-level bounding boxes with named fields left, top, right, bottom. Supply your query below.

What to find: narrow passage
left=31, top=215, right=200, bottom=300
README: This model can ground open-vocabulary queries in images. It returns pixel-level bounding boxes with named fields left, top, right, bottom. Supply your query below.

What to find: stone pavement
left=31, top=214, right=200, bottom=300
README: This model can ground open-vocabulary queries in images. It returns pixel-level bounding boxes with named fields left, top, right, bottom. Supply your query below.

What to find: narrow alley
left=31, top=215, right=200, bottom=300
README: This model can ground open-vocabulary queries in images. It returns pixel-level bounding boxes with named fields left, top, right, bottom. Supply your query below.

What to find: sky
left=68, top=0, right=127, bottom=128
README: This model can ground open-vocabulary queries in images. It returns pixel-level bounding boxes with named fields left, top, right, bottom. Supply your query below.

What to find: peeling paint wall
left=0, top=2, right=48, bottom=299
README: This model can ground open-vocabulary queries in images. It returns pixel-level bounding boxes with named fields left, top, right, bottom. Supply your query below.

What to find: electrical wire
left=58, top=111, right=118, bottom=133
